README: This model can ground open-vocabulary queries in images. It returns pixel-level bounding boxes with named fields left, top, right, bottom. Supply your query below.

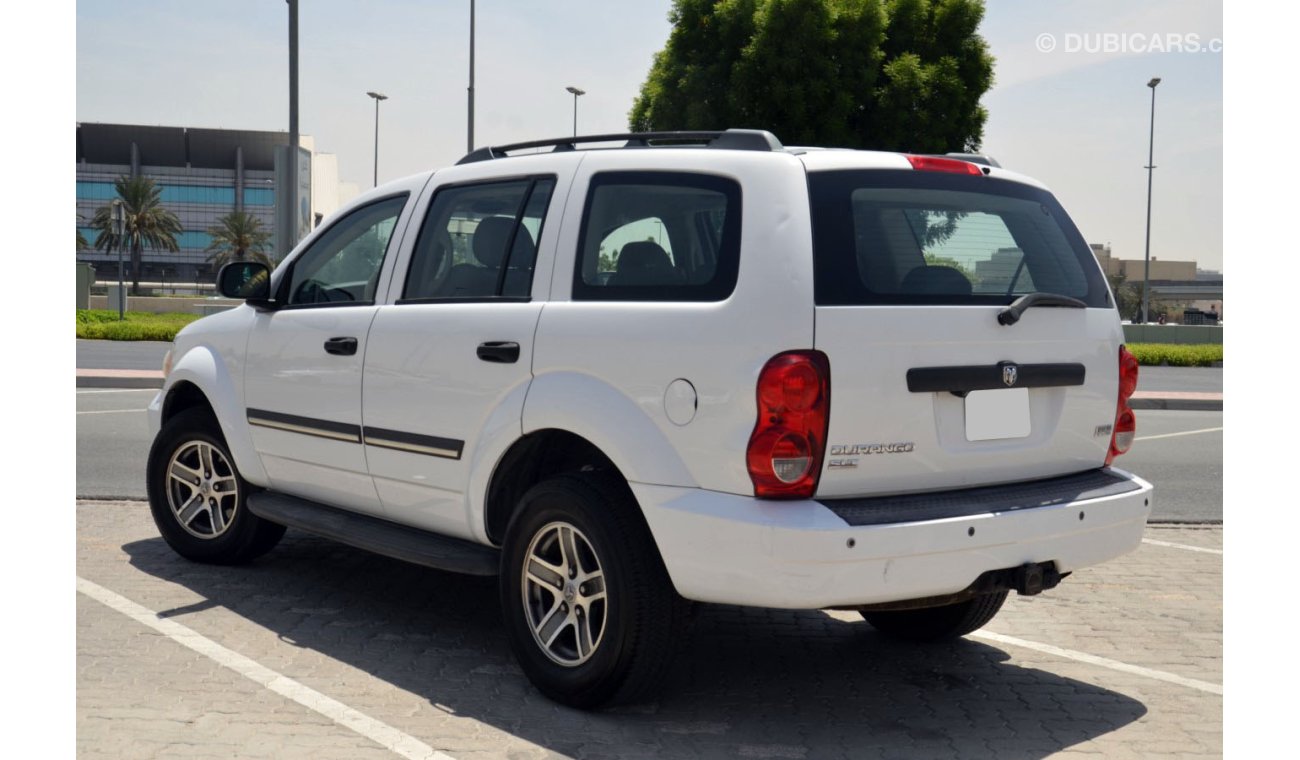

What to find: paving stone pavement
left=76, top=501, right=1222, bottom=759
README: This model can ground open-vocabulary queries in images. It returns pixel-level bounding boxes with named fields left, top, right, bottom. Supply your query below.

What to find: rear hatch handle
left=998, top=292, right=1088, bottom=326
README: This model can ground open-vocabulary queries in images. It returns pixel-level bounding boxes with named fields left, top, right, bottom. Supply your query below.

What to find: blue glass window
left=76, top=181, right=117, bottom=200
left=177, top=231, right=214, bottom=250
left=243, top=187, right=275, bottom=206
left=159, top=185, right=235, bottom=205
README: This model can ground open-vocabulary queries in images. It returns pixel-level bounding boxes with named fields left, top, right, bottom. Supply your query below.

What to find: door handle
left=476, top=341, right=520, bottom=364
left=324, top=337, right=358, bottom=356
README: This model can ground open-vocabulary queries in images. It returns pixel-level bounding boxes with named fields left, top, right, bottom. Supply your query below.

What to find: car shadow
left=124, top=531, right=1147, bottom=758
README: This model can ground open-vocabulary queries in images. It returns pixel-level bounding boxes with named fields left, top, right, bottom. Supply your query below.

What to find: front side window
left=402, top=177, right=556, bottom=301
left=573, top=172, right=741, bottom=302
left=284, top=195, right=407, bottom=306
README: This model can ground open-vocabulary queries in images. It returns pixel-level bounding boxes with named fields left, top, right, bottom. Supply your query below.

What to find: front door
left=244, top=193, right=413, bottom=514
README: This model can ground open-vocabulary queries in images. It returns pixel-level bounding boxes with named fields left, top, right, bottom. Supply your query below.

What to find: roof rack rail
left=456, top=129, right=783, bottom=165
left=943, top=152, right=1001, bottom=168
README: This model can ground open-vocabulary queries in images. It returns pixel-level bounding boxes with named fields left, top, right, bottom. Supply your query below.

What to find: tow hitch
left=1012, top=561, right=1064, bottom=596
left=848, top=561, right=1068, bottom=612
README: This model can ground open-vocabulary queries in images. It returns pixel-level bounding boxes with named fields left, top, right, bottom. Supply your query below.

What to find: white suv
left=147, top=129, right=1152, bottom=708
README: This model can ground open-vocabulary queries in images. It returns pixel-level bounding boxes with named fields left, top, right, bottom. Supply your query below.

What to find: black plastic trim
left=820, top=468, right=1141, bottom=527
left=362, top=426, right=464, bottom=460
left=247, top=492, right=498, bottom=575
left=246, top=409, right=361, bottom=442
left=907, top=362, right=1085, bottom=393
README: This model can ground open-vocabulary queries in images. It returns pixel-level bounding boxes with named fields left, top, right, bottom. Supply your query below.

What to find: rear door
left=806, top=165, right=1123, bottom=498
left=361, top=171, right=565, bottom=540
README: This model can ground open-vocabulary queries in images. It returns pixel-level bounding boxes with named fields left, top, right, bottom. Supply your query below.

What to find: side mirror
left=216, top=261, right=274, bottom=307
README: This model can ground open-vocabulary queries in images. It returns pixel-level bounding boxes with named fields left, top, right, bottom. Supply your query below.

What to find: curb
left=76, top=369, right=164, bottom=389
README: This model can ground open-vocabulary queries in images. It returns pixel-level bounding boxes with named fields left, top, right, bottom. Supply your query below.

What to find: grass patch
left=1127, top=343, right=1223, bottom=367
left=76, top=309, right=202, bottom=341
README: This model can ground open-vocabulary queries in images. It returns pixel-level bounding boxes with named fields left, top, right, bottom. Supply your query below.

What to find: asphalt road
left=76, top=391, right=1222, bottom=521
left=1138, top=365, right=1223, bottom=394
left=77, top=339, right=170, bottom=370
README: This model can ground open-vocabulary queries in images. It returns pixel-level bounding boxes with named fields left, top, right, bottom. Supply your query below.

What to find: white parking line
left=1142, top=538, right=1223, bottom=555
left=76, top=577, right=456, bottom=760
left=77, top=409, right=147, bottom=415
left=971, top=630, right=1222, bottom=695
left=1135, top=426, right=1223, bottom=442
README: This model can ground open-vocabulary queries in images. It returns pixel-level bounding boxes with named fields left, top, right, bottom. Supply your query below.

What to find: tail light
left=1106, top=345, right=1140, bottom=465
left=747, top=351, right=831, bottom=498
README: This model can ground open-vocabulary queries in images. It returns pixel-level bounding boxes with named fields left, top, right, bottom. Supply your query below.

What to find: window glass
left=809, top=170, right=1107, bottom=307
left=403, top=178, right=555, bottom=300
left=285, top=195, right=407, bottom=305
left=574, top=172, right=740, bottom=302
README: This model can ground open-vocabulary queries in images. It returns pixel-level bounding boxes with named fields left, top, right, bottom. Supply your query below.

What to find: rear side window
left=809, top=170, right=1109, bottom=307
left=573, top=171, right=741, bottom=302
left=402, top=177, right=555, bottom=301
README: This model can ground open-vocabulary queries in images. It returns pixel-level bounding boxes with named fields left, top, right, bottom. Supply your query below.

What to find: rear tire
left=146, top=407, right=285, bottom=564
left=860, top=590, right=1009, bottom=642
left=499, top=473, right=686, bottom=709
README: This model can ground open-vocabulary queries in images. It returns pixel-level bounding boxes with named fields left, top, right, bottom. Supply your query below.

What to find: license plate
left=964, top=388, right=1031, bottom=441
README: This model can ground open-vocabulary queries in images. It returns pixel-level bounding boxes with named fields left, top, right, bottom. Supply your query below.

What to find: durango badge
left=1002, top=363, right=1019, bottom=387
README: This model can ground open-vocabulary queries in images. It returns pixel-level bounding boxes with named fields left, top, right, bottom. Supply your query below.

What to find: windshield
left=808, top=170, right=1110, bottom=307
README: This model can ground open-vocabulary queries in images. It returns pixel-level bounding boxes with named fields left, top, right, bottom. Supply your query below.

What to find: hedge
left=1127, top=343, right=1223, bottom=367
left=76, top=309, right=201, bottom=341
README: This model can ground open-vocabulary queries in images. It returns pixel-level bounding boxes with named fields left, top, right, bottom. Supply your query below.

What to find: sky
left=75, top=0, right=1223, bottom=273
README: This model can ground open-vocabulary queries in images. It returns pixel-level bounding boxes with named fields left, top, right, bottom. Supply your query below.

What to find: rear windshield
left=808, top=170, right=1109, bottom=307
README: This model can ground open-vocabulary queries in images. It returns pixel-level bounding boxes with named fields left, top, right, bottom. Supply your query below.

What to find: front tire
left=146, top=407, right=285, bottom=564
left=499, top=474, right=685, bottom=709
left=860, top=590, right=1009, bottom=643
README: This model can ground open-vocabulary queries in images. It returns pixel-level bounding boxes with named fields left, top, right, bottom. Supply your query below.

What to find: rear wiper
left=997, top=292, right=1087, bottom=326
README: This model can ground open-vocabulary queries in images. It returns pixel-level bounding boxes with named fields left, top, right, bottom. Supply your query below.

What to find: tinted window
left=285, top=195, right=407, bottom=306
left=403, top=178, right=555, bottom=301
left=809, top=170, right=1108, bottom=307
left=573, top=172, right=741, bottom=302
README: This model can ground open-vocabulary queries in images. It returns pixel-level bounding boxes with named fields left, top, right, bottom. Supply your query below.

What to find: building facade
left=76, top=123, right=356, bottom=283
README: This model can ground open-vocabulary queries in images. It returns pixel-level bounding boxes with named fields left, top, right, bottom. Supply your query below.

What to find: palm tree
left=76, top=214, right=90, bottom=251
left=90, top=176, right=182, bottom=294
left=205, top=211, right=275, bottom=269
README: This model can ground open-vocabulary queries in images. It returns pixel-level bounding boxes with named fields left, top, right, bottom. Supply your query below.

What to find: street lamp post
left=111, top=200, right=126, bottom=320
left=1141, top=77, right=1161, bottom=324
left=367, top=91, right=388, bottom=187
left=566, top=86, right=585, bottom=137
left=467, top=0, right=475, bottom=152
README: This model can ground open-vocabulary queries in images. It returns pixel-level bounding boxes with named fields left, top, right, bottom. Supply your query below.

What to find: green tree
left=1107, top=272, right=1142, bottom=321
left=76, top=214, right=90, bottom=251
left=90, top=176, right=182, bottom=294
left=205, top=210, right=275, bottom=269
left=630, top=0, right=994, bottom=153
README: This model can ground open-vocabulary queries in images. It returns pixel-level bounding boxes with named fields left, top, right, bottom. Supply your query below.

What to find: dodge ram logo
left=1002, top=364, right=1019, bottom=387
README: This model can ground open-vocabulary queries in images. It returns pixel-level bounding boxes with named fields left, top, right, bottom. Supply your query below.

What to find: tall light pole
left=287, top=0, right=299, bottom=249
left=1141, top=77, right=1161, bottom=324
left=566, top=86, right=585, bottom=137
left=111, top=200, right=125, bottom=320
left=467, top=0, right=475, bottom=152
left=367, top=91, right=388, bottom=187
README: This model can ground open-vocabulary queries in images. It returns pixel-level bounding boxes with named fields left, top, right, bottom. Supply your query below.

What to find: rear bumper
left=633, top=467, right=1152, bottom=609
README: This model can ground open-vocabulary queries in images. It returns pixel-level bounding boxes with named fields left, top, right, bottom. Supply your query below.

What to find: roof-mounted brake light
left=904, top=155, right=984, bottom=175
